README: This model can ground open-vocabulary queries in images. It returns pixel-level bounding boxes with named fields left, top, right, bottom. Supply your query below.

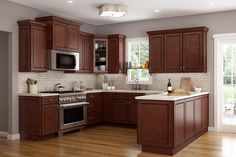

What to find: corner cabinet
left=18, top=20, right=47, bottom=72
left=108, top=34, right=126, bottom=73
left=36, top=16, right=81, bottom=52
left=79, top=32, right=93, bottom=73
left=147, top=27, right=208, bottom=73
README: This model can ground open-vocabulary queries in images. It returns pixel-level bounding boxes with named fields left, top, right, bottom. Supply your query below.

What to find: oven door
left=60, top=102, right=88, bottom=130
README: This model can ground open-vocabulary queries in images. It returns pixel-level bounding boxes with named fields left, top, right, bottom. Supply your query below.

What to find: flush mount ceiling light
left=98, top=4, right=127, bottom=17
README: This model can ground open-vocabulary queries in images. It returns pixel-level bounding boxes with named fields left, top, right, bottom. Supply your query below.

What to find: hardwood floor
left=1, top=125, right=236, bottom=157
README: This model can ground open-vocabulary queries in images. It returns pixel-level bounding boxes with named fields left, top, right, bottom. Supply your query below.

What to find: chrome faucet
left=54, top=83, right=65, bottom=91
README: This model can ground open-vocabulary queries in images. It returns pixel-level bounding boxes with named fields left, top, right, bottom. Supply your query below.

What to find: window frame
left=125, top=37, right=152, bottom=84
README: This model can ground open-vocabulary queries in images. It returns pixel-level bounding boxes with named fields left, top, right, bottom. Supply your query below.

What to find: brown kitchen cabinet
left=101, top=92, right=144, bottom=124
left=19, top=96, right=59, bottom=140
left=137, top=94, right=209, bottom=155
left=149, top=34, right=164, bottom=73
left=108, top=34, right=126, bottom=73
left=86, top=93, right=102, bottom=124
left=36, top=16, right=81, bottom=52
left=79, top=32, right=93, bottom=73
left=18, top=20, right=47, bottom=72
left=147, top=27, right=208, bottom=73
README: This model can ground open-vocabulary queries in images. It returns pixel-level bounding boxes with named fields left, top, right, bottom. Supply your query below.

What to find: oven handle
left=60, top=102, right=89, bottom=108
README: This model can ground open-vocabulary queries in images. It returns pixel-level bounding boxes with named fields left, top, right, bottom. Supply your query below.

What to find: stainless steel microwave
left=48, top=50, right=80, bottom=71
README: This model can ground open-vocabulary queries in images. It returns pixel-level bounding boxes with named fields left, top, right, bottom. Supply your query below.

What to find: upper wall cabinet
left=79, top=32, right=93, bottom=73
left=147, top=27, right=208, bottom=73
left=108, top=34, right=126, bottom=73
left=18, top=20, right=47, bottom=72
left=36, top=16, right=81, bottom=52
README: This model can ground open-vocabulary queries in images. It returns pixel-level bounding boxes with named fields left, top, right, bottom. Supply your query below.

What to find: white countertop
left=18, top=93, right=59, bottom=97
left=18, top=89, right=163, bottom=97
left=135, top=92, right=209, bottom=101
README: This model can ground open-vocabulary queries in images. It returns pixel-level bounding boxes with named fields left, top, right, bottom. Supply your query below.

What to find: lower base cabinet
left=137, top=94, right=209, bottom=155
left=86, top=93, right=102, bottom=125
left=19, top=96, right=59, bottom=139
left=101, top=92, right=145, bottom=124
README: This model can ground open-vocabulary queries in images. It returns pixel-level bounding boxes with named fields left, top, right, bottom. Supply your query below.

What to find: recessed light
left=67, top=0, right=74, bottom=4
left=154, top=9, right=160, bottom=13
left=210, top=2, right=215, bottom=6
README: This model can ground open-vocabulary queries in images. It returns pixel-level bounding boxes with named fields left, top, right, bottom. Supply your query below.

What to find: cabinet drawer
left=86, top=93, right=100, bottom=100
left=129, top=93, right=145, bottom=100
left=42, top=97, right=58, bottom=105
left=87, top=111, right=96, bottom=124
left=111, top=93, right=128, bottom=99
left=87, top=103, right=95, bottom=112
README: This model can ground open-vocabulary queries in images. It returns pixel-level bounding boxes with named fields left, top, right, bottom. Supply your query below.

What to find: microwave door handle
left=73, top=56, right=76, bottom=68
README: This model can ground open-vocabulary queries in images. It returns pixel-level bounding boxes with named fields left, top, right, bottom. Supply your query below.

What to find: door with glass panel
left=220, top=40, right=236, bottom=132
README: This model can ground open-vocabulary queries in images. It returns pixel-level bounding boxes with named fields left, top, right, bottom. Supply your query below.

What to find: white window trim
left=213, top=33, right=236, bottom=132
left=125, top=37, right=152, bottom=84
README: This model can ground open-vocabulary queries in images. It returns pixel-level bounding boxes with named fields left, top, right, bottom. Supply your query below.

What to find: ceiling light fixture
left=210, top=2, right=215, bottom=6
left=98, top=4, right=127, bottom=17
left=67, top=0, right=74, bottom=4
left=154, top=9, right=160, bottom=13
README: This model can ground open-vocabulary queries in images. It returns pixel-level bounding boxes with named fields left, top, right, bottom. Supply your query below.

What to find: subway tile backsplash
left=19, top=71, right=210, bottom=93
left=18, top=71, right=96, bottom=93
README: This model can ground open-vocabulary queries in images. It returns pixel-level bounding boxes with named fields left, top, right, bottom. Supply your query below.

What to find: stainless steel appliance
left=48, top=50, right=80, bottom=71
left=59, top=92, right=87, bottom=134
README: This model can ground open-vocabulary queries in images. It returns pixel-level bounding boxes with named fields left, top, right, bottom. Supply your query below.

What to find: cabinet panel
left=108, top=38, right=119, bottom=73
left=194, top=98, right=202, bottom=133
left=87, top=93, right=102, bottom=124
left=185, top=99, right=194, bottom=139
left=111, top=99, right=128, bottom=122
left=201, top=96, right=209, bottom=129
left=183, top=32, right=204, bottom=72
left=108, top=35, right=125, bottom=73
left=174, top=102, right=185, bottom=147
left=138, top=101, right=173, bottom=148
left=149, top=35, right=164, bottom=73
left=42, top=104, right=59, bottom=136
left=83, top=35, right=93, bottom=72
left=53, top=22, right=68, bottom=51
left=164, top=33, right=183, bottom=72
left=102, top=93, right=112, bottom=121
left=67, top=25, right=79, bottom=51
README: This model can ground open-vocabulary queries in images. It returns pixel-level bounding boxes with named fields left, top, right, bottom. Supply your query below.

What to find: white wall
left=0, top=31, right=9, bottom=132
left=96, top=10, right=236, bottom=127
left=0, top=0, right=96, bottom=135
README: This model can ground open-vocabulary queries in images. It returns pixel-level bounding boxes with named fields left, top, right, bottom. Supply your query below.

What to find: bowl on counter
left=194, top=87, right=202, bottom=92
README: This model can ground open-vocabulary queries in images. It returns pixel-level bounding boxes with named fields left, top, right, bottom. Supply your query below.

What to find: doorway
left=214, top=33, right=236, bottom=133
left=0, top=31, right=9, bottom=135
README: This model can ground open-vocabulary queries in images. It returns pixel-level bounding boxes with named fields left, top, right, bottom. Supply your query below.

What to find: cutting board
left=180, top=77, right=194, bottom=92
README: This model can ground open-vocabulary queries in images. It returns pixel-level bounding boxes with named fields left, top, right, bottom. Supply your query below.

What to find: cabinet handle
left=183, top=66, right=185, bottom=71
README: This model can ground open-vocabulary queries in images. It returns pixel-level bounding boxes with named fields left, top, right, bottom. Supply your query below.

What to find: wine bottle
left=167, top=78, right=172, bottom=93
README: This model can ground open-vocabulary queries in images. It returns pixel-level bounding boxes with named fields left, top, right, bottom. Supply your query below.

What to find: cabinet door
left=183, top=32, right=205, bottom=72
left=149, top=35, right=164, bottom=73
left=102, top=93, right=112, bottom=121
left=201, top=96, right=209, bottom=130
left=108, top=38, right=119, bottom=73
left=19, top=97, right=41, bottom=135
left=42, top=104, right=59, bottom=136
left=174, top=102, right=185, bottom=147
left=83, top=35, right=93, bottom=72
left=31, top=26, right=47, bottom=72
left=185, top=99, right=194, bottom=140
left=194, top=98, right=202, bottom=133
left=164, top=33, right=183, bottom=72
left=67, top=25, right=79, bottom=51
left=79, top=35, right=85, bottom=71
left=111, top=98, right=128, bottom=123
left=53, top=21, right=68, bottom=51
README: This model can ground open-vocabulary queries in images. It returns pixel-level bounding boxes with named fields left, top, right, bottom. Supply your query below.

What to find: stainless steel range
left=58, top=92, right=88, bottom=135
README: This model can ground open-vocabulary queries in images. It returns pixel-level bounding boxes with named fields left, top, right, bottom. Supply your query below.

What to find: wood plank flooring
left=1, top=125, right=236, bottom=157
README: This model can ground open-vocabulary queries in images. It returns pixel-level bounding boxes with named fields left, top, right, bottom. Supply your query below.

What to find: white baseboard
left=7, top=134, right=20, bottom=140
left=0, top=131, right=8, bottom=138
left=208, top=127, right=216, bottom=132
